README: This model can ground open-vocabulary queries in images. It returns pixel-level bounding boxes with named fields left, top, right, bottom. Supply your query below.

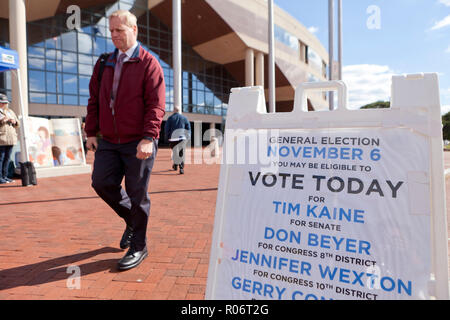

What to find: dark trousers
left=91, top=139, right=157, bottom=251
left=0, top=145, right=13, bottom=179
left=169, top=140, right=187, bottom=168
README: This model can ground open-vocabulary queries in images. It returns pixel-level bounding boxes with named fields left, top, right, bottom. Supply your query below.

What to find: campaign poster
left=50, top=118, right=84, bottom=166
left=212, top=127, right=431, bottom=300
left=26, top=116, right=54, bottom=167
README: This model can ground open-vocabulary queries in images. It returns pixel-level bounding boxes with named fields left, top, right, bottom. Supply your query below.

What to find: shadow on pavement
left=0, top=247, right=123, bottom=291
left=0, top=188, right=218, bottom=206
left=0, top=184, right=22, bottom=189
left=0, top=196, right=99, bottom=206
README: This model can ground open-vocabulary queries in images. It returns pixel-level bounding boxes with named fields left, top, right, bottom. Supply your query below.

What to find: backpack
left=97, top=53, right=110, bottom=86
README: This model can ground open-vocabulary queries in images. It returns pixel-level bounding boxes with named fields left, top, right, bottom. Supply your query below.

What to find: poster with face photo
left=50, top=118, right=84, bottom=166
left=26, top=116, right=53, bottom=167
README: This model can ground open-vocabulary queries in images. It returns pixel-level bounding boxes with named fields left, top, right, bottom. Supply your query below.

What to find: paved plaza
left=0, top=147, right=219, bottom=300
left=0, top=148, right=449, bottom=300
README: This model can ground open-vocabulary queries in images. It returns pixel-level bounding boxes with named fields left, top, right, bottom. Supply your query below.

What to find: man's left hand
left=136, top=139, right=153, bottom=160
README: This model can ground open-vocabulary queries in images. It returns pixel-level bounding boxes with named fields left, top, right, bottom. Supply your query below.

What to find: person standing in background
left=0, top=93, right=19, bottom=184
left=164, top=106, right=191, bottom=174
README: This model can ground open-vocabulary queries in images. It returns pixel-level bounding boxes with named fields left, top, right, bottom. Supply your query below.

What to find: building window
left=307, top=47, right=323, bottom=75
left=274, top=25, right=299, bottom=53
left=3, top=0, right=240, bottom=119
left=305, top=45, right=309, bottom=64
left=299, top=41, right=307, bottom=63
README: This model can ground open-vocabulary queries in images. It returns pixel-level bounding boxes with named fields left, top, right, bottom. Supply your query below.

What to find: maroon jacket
left=85, top=44, right=165, bottom=144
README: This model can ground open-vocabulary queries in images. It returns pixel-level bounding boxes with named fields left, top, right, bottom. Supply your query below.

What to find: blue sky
left=275, top=0, right=450, bottom=112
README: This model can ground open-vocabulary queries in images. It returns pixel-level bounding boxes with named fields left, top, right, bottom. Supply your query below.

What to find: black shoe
left=117, top=246, right=148, bottom=271
left=172, top=164, right=178, bottom=171
left=120, top=225, right=133, bottom=250
left=179, top=167, right=184, bottom=174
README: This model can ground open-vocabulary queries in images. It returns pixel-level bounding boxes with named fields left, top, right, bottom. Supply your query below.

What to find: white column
left=268, top=0, right=276, bottom=113
left=9, top=0, right=30, bottom=164
left=245, top=48, right=254, bottom=87
left=173, top=0, right=182, bottom=113
left=194, top=121, right=202, bottom=148
left=255, top=51, right=264, bottom=88
left=209, top=122, right=216, bottom=137
left=9, top=0, right=29, bottom=117
left=209, top=122, right=218, bottom=158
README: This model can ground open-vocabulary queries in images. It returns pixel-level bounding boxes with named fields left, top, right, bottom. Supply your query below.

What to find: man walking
left=85, top=10, right=165, bottom=271
left=164, top=106, right=191, bottom=174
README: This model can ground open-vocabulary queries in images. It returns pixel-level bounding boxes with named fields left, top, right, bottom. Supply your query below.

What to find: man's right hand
left=86, top=137, right=98, bottom=151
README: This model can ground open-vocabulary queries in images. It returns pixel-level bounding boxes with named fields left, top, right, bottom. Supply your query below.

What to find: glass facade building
left=1, top=0, right=330, bottom=133
left=0, top=0, right=239, bottom=120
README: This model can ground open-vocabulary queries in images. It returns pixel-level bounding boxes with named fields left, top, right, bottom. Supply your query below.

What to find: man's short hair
left=109, top=9, right=137, bottom=28
left=173, top=106, right=180, bottom=113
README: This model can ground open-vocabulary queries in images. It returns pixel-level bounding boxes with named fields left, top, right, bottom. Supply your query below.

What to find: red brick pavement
left=0, top=148, right=449, bottom=300
left=0, top=147, right=219, bottom=300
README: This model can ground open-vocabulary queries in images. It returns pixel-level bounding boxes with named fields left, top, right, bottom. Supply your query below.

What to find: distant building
left=0, top=0, right=328, bottom=144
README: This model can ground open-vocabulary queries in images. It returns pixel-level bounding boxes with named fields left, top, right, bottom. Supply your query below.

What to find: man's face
left=109, top=16, right=137, bottom=52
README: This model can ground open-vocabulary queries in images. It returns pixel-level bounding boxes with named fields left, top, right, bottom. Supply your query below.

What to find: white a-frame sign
left=206, top=73, right=449, bottom=300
